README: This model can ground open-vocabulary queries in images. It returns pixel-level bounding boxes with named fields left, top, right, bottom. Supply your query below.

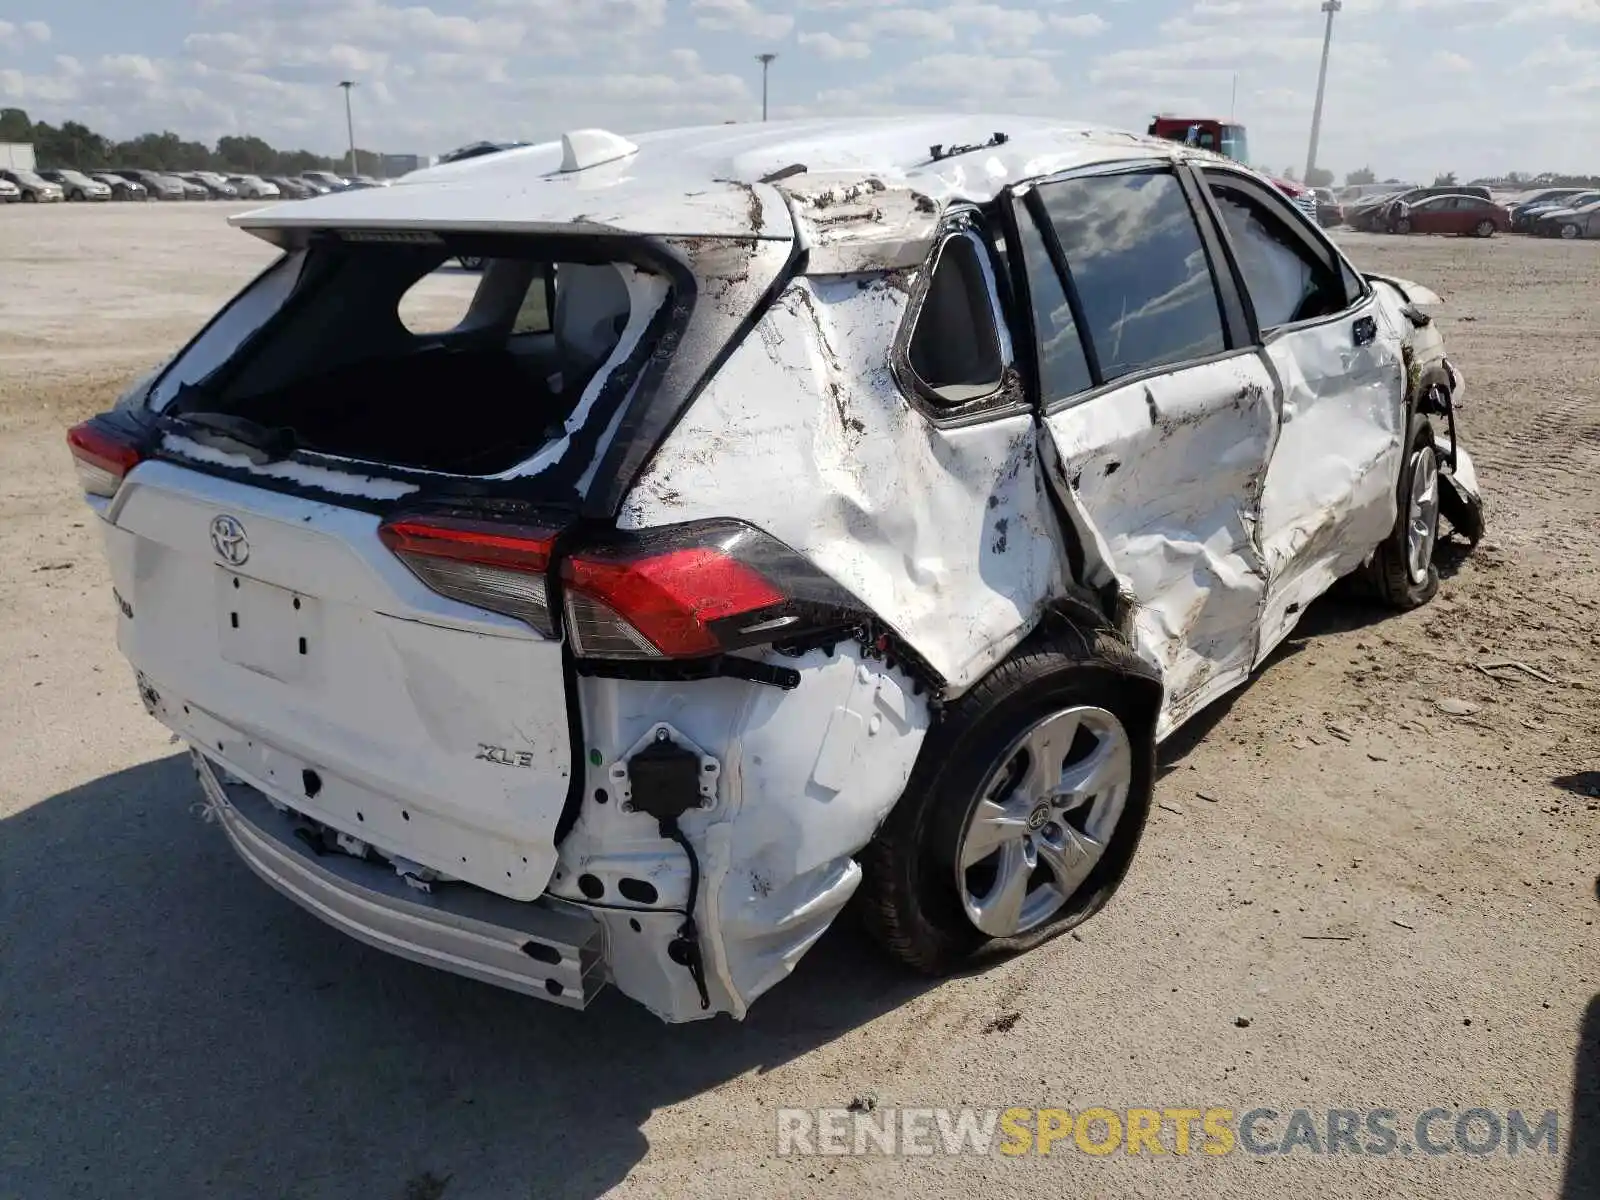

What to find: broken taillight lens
left=378, top=514, right=558, bottom=636
left=67, top=420, right=145, bottom=499
left=560, top=522, right=859, bottom=661
left=378, top=514, right=862, bottom=660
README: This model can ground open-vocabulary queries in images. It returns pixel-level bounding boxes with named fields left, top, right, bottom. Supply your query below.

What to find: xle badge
left=477, top=744, right=535, bottom=769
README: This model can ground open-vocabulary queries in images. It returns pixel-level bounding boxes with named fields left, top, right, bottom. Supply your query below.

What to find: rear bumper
left=193, top=751, right=608, bottom=1009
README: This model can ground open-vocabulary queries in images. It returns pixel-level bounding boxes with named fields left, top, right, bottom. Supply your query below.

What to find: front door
left=1014, top=165, right=1278, bottom=736
left=1195, top=166, right=1407, bottom=660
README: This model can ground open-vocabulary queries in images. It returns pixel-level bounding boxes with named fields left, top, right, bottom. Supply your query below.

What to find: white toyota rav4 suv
left=70, top=117, right=1484, bottom=1022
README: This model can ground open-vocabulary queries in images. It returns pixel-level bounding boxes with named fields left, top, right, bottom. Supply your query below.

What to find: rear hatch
left=101, top=460, right=574, bottom=899
left=78, top=191, right=796, bottom=900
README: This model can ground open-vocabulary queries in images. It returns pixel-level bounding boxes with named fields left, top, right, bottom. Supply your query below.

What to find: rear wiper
left=178, top=411, right=299, bottom=464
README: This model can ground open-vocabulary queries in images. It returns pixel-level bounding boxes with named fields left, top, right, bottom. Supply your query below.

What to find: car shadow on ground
left=1564, top=987, right=1600, bottom=1197
left=0, top=755, right=938, bottom=1200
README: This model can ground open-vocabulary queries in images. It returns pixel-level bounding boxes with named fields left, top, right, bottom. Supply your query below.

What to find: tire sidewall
left=895, top=654, right=1156, bottom=964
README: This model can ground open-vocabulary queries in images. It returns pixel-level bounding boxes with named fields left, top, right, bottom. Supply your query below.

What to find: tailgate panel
left=103, top=461, right=573, bottom=900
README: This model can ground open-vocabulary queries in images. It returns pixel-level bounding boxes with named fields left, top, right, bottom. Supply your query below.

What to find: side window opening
left=1035, top=170, right=1227, bottom=388
left=907, top=231, right=1007, bottom=407
left=1207, top=179, right=1349, bottom=330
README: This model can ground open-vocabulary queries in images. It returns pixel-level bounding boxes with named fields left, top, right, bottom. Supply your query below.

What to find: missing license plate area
left=216, top=569, right=320, bottom=682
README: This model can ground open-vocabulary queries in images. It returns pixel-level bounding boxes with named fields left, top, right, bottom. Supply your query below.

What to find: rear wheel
left=860, top=630, right=1156, bottom=974
left=1394, top=217, right=1413, bottom=234
left=1560, top=224, right=1581, bottom=241
left=1364, top=412, right=1441, bottom=609
left=1474, top=219, right=1496, bottom=238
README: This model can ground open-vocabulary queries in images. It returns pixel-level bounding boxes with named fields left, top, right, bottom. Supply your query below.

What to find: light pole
left=338, top=80, right=357, bottom=176
left=1303, top=0, right=1340, bottom=183
left=756, top=53, right=777, bottom=122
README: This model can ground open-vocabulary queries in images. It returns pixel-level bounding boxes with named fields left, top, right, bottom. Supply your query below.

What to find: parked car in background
left=1533, top=197, right=1600, bottom=240
left=174, top=171, right=240, bottom=199
left=1337, top=182, right=1413, bottom=205
left=68, top=118, right=1484, bottom=1023
left=226, top=175, right=281, bottom=199
left=1347, top=185, right=1493, bottom=232
left=265, top=176, right=316, bottom=199
left=301, top=170, right=352, bottom=192
left=1311, top=186, right=1342, bottom=227
left=170, top=175, right=209, bottom=200
left=93, top=172, right=149, bottom=201
left=118, top=170, right=189, bottom=201
left=1391, top=194, right=1509, bottom=237
left=1507, top=188, right=1592, bottom=230
left=1520, top=191, right=1600, bottom=232
left=0, top=176, right=19, bottom=203
left=434, top=139, right=529, bottom=166
left=293, top=175, right=336, bottom=195
left=40, top=168, right=113, bottom=201
left=0, top=167, right=65, bottom=202
left=349, top=174, right=391, bottom=189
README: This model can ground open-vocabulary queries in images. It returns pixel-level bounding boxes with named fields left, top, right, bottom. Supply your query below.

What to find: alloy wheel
left=956, top=706, right=1132, bottom=938
left=1406, top=444, right=1441, bottom=585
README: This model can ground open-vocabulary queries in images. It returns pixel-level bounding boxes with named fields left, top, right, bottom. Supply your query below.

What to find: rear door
left=1194, top=166, right=1406, bottom=661
left=1016, top=164, right=1278, bottom=736
left=101, top=463, right=574, bottom=901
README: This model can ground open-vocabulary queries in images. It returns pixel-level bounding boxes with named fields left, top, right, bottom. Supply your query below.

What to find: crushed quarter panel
left=620, top=274, right=1064, bottom=694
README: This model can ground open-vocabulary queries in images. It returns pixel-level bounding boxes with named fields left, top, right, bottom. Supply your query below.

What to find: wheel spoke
left=1017, top=712, right=1079, bottom=800
left=1054, top=732, right=1132, bottom=811
left=971, top=839, right=1033, bottom=936
left=1035, top=827, right=1102, bottom=896
left=961, top=798, right=1028, bottom=868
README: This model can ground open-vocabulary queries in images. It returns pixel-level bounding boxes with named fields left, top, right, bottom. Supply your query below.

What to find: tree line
left=0, top=107, right=387, bottom=176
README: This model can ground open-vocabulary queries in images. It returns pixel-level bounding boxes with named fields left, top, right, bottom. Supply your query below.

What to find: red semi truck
left=1147, top=116, right=1319, bottom=220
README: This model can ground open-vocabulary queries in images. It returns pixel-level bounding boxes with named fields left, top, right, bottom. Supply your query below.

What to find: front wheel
left=1475, top=220, right=1496, bottom=238
left=859, top=631, right=1156, bottom=974
left=1560, top=224, right=1581, bottom=241
left=1363, top=412, right=1441, bottom=609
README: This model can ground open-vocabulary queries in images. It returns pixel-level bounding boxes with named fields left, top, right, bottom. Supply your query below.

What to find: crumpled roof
left=231, top=115, right=1184, bottom=265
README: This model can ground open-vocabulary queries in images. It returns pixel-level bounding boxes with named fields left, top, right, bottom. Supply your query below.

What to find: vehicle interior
left=170, top=243, right=649, bottom=476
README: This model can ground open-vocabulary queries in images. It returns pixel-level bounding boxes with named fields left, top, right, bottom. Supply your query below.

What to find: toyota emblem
left=210, top=514, right=250, bottom=566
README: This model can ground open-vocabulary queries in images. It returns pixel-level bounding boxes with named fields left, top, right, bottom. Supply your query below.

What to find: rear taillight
left=563, top=543, right=787, bottom=659
left=67, top=420, right=144, bottom=498
left=379, top=515, right=863, bottom=660
left=378, top=514, right=558, bottom=636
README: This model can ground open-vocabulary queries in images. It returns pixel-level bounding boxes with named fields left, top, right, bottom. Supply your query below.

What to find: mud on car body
left=70, top=117, right=1485, bottom=1022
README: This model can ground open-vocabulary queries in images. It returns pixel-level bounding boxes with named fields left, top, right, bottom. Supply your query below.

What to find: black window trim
left=1008, top=157, right=1257, bottom=417
left=1188, top=163, right=1372, bottom=343
left=891, top=206, right=1029, bottom=428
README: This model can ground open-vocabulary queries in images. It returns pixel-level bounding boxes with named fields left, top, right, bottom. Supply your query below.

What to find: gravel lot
left=1, top=202, right=1595, bottom=1200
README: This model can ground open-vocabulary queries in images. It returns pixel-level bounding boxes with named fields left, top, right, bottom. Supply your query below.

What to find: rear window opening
left=161, top=237, right=669, bottom=477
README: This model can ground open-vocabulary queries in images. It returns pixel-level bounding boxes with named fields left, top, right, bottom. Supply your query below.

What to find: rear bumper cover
left=193, top=751, right=607, bottom=1008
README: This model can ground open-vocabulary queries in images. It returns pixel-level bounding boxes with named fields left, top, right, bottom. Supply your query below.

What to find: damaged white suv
left=70, top=118, right=1484, bottom=1022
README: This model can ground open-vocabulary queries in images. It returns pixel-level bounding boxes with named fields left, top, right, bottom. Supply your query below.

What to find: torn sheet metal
left=1038, top=356, right=1279, bottom=737
left=620, top=273, right=1065, bottom=695
left=554, top=650, right=929, bottom=1021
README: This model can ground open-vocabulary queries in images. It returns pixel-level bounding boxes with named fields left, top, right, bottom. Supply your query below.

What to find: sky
left=0, top=0, right=1595, bottom=180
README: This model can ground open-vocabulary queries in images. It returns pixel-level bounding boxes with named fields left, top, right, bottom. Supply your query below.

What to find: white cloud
left=848, top=8, right=957, bottom=41
left=25, top=20, right=51, bottom=42
left=798, top=31, right=871, bottom=60
left=1430, top=49, right=1473, bottom=71
left=690, top=0, right=794, bottom=39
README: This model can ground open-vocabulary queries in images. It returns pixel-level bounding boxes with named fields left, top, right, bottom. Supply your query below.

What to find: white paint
left=160, top=434, right=420, bottom=500
left=559, top=129, right=639, bottom=173
left=98, top=460, right=574, bottom=901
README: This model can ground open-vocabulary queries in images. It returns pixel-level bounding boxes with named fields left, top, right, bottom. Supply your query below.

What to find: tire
left=1394, top=217, right=1413, bottom=234
left=859, top=627, right=1157, bottom=975
left=21, top=191, right=35, bottom=203
left=1474, top=220, right=1496, bottom=238
left=1363, top=412, right=1441, bottom=609
left=1560, top=224, right=1580, bottom=241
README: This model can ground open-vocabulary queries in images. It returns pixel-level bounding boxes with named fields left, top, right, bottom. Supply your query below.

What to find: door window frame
left=891, top=206, right=1027, bottom=427
left=1187, top=163, right=1370, bottom=344
left=1004, top=158, right=1258, bottom=416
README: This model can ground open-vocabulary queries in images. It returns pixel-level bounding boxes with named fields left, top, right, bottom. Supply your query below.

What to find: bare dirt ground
left=1, top=204, right=1595, bottom=1200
